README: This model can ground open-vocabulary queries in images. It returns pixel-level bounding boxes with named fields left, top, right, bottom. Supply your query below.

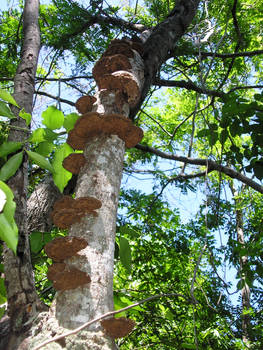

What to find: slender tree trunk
left=3, top=0, right=43, bottom=347
left=25, top=1, right=200, bottom=348
left=230, top=184, right=251, bottom=346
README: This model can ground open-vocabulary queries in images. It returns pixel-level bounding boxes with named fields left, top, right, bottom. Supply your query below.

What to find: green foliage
left=42, top=105, right=64, bottom=130
left=0, top=151, right=23, bottom=181
left=0, top=181, right=18, bottom=252
left=52, top=143, right=73, bottom=193
left=26, top=150, right=54, bottom=173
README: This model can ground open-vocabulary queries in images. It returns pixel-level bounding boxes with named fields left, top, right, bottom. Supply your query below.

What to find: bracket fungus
left=44, top=236, right=88, bottom=261
left=101, top=317, right=136, bottom=338
left=62, top=153, right=86, bottom=174
left=51, top=195, right=102, bottom=229
left=47, top=262, right=66, bottom=281
left=52, top=267, right=91, bottom=291
left=75, top=95, right=97, bottom=115
left=66, top=112, right=143, bottom=150
left=93, top=54, right=132, bottom=82
left=96, top=71, right=141, bottom=107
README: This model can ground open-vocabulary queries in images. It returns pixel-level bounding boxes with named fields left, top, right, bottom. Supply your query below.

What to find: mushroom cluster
left=93, top=38, right=144, bottom=107
left=66, top=37, right=144, bottom=151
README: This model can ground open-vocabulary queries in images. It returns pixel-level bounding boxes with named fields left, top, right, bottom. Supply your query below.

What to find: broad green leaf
left=30, top=232, right=52, bottom=254
left=0, top=214, right=18, bottom=252
left=52, top=143, right=73, bottom=192
left=0, top=181, right=18, bottom=253
left=0, top=101, right=16, bottom=119
left=0, top=141, right=23, bottom=158
left=30, top=231, right=53, bottom=254
left=42, top=105, right=64, bottom=130
left=35, top=141, right=54, bottom=157
left=0, top=181, right=16, bottom=221
left=19, top=109, right=31, bottom=125
left=27, top=150, right=54, bottom=173
left=118, top=225, right=140, bottom=238
left=63, top=112, right=80, bottom=132
left=0, top=151, right=23, bottom=181
left=0, top=89, right=19, bottom=107
left=29, top=128, right=58, bottom=144
left=119, top=236, right=132, bottom=273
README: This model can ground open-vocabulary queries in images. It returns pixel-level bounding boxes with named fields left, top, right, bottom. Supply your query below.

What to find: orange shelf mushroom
left=75, top=95, right=97, bottom=115
left=51, top=195, right=102, bottom=229
left=62, top=153, right=86, bottom=174
left=101, top=317, right=136, bottom=338
left=92, top=54, right=132, bottom=82
left=53, top=267, right=91, bottom=291
left=44, top=236, right=88, bottom=261
left=66, top=112, right=143, bottom=150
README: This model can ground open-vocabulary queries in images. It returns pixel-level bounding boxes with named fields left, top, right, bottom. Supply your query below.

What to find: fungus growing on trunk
left=44, top=236, right=88, bottom=261
left=62, top=153, right=86, bottom=174
left=51, top=195, right=102, bottom=228
left=96, top=71, right=141, bottom=107
left=47, top=262, right=66, bottom=281
left=93, top=54, right=132, bottom=82
left=53, top=267, right=91, bottom=291
left=66, top=112, right=143, bottom=150
left=101, top=317, right=136, bottom=338
left=75, top=95, right=97, bottom=114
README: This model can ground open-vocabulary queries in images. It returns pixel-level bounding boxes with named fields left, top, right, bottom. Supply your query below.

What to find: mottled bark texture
left=3, top=0, right=43, bottom=345
left=130, top=0, right=200, bottom=119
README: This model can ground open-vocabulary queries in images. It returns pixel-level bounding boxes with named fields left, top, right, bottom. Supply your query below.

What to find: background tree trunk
left=3, top=0, right=44, bottom=347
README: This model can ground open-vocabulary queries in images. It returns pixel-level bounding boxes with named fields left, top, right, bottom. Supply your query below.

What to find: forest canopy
left=0, top=0, right=263, bottom=349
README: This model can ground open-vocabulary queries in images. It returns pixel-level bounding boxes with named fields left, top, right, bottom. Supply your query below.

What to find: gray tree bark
left=3, top=0, right=44, bottom=347
left=230, top=184, right=251, bottom=346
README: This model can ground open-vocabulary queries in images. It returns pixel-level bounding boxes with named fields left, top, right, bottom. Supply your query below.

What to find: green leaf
left=29, top=231, right=53, bottom=253
left=0, top=181, right=18, bottom=253
left=0, top=151, right=23, bottom=181
left=0, top=89, right=19, bottom=107
left=0, top=214, right=18, bottom=252
left=118, top=225, right=140, bottom=238
left=27, top=150, right=54, bottom=173
left=0, top=101, right=16, bottom=119
left=119, top=236, right=132, bottom=273
left=35, top=141, right=54, bottom=157
left=29, top=128, right=58, bottom=144
left=0, top=141, right=23, bottom=158
left=19, top=109, right=31, bottom=125
left=52, top=143, right=73, bottom=193
left=42, top=105, right=64, bottom=130
left=63, top=112, right=80, bottom=132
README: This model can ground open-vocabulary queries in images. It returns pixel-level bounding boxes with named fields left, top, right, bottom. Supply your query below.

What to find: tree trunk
left=3, top=0, right=44, bottom=347
left=22, top=1, right=200, bottom=348
left=230, top=185, right=251, bottom=346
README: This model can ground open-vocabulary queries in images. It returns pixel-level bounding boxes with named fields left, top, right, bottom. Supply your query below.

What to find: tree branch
left=155, top=78, right=225, bottom=98
left=135, top=144, right=263, bottom=194
left=35, top=91, right=75, bottom=106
